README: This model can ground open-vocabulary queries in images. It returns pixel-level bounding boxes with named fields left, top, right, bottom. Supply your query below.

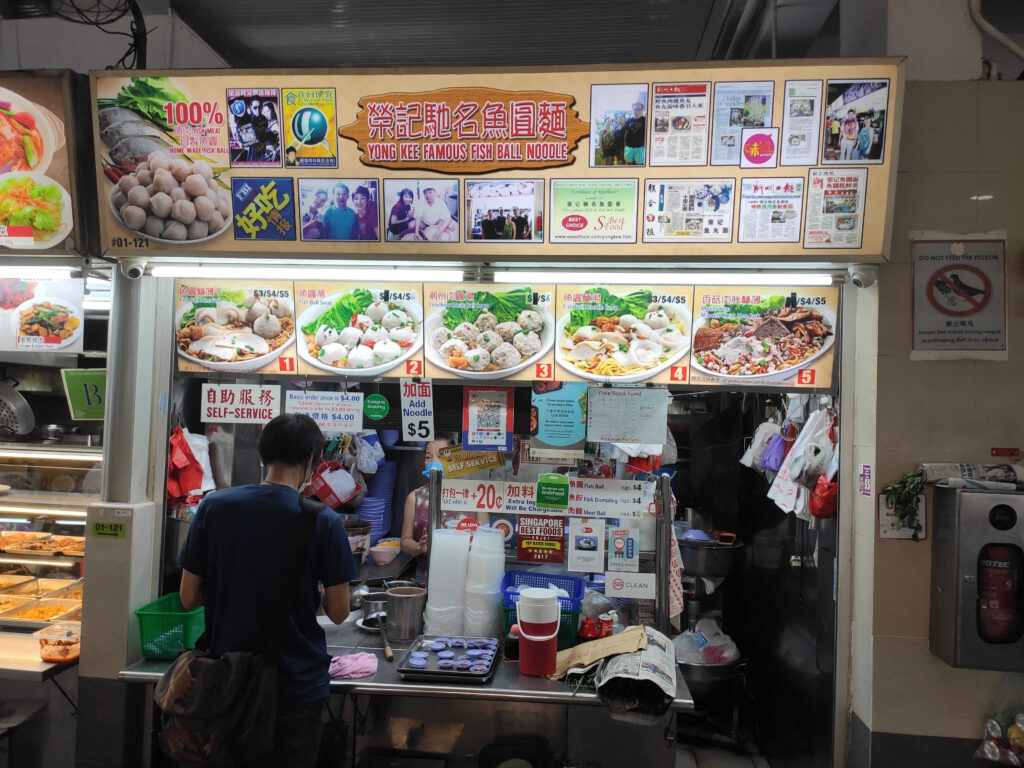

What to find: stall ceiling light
left=0, top=518, right=29, bottom=524
left=0, top=450, right=102, bottom=462
left=56, top=519, right=87, bottom=526
left=0, top=557, right=77, bottom=567
left=0, top=266, right=75, bottom=279
left=493, top=271, right=834, bottom=286
left=150, top=265, right=464, bottom=282
left=0, top=505, right=87, bottom=517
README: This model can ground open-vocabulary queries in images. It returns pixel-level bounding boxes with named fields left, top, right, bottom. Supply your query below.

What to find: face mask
left=422, top=461, right=444, bottom=479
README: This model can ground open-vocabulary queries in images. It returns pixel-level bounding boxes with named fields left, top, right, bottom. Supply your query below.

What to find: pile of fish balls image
left=111, top=150, right=232, bottom=241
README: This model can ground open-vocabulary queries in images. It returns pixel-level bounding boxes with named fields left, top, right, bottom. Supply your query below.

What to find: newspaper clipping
left=803, top=168, right=866, bottom=248
left=780, top=80, right=823, bottom=166
left=710, top=81, right=774, bottom=166
left=738, top=177, right=804, bottom=243
left=642, top=179, right=734, bottom=243
left=650, top=82, right=710, bottom=167
left=594, top=625, right=677, bottom=723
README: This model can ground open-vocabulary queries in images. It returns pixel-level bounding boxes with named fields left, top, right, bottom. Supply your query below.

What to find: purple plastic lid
left=438, top=659, right=454, bottom=669
left=408, top=657, right=428, bottom=668
left=450, top=639, right=466, bottom=648
left=466, top=649, right=484, bottom=658
left=429, top=642, right=447, bottom=652
left=410, top=651, right=428, bottom=659
left=456, top=654, right=470, bottom=662
left=437, top=650, right=455, bottom=659
left=455, top=660, right=472, bottom=669
left=470, top=664, right=489, bottom=673
left=434, top=637, right=451, bottom=644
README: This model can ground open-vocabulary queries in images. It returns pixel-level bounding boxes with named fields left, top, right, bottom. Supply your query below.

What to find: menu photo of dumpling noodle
left=295, top=285, right=423, bottom=376
left=175, top=281, right=295, bottom=373
left=556, top=286, right=692, bottom=383
left=691, top=290, right=836, bottom=381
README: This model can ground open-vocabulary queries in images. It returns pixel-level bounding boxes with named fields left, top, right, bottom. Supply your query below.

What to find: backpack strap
left=262, top=496, right=321, bottom=658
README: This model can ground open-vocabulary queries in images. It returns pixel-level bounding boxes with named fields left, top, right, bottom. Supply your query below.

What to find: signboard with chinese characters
left=553, top=284, right=694, bottom=384
left=284, top=390, right=363, bottom=433
left=293, top=281, right=424, bottom=378
left=567, top=477, right=653, bottom=518
left=438, top=444, right=504, bottom=478
left=688, top=285, right=839, bottom=389
left=400, top=378, right=434, bottom=442
left=200, top=383, right=281, bottom=424
left=94, top=61, right=902, bottom=262
left=422, top=282, right=555, bottom=382
left=173, top=279, right=298, bottom=375
left=517, top=514, right=566, bottom=563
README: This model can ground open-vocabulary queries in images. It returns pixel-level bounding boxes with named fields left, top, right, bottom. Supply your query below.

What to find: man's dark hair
left=258, top=413, right=323, bottom=467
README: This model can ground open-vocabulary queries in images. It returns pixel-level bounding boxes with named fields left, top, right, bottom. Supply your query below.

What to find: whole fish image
left=100, top=120, right=171, bottom=149
left=97, top=106, right=142, bottom=132
left=109, top=134, right=174, bottom=171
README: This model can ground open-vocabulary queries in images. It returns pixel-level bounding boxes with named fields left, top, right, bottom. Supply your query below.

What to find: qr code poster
left=462, top=386, right=514, bottom=452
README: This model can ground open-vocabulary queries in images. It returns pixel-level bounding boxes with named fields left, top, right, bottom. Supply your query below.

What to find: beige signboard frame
left=92, top=58, right=903, bottom=263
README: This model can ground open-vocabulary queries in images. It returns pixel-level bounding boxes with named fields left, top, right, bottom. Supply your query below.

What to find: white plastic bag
left=740, top=421, right=780, bottom=469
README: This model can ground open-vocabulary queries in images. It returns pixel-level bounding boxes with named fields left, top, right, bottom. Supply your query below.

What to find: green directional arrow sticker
left=91, top=521, right=126, bottom=539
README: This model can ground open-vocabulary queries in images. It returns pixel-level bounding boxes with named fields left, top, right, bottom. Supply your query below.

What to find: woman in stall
left=400, top=436, right=489, bottom=581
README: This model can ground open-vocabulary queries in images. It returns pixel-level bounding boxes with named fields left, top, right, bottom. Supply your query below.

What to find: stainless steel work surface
left=120, top=613, right=693, bottom=711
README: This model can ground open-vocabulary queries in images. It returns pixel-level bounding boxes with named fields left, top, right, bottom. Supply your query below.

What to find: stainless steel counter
left=0, top=631, right=77, bottom=682
left=119, top=613, right=693, bottom=712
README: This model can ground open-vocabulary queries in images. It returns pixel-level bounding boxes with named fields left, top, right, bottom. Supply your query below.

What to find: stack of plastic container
left=463, top=528, right=506, bottom=637
left=365, top=460, right=396, bottom=533
left=355, top=496, right=387, bottom=546
left=423, top=529, right=471, bottom=635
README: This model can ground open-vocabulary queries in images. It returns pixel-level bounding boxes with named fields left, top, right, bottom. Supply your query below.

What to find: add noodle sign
left=339, top=87, right=589, bottom=174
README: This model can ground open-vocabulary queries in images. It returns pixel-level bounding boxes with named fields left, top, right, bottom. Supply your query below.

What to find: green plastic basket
left=503, top=605, right=580, bottom=651
left=134, top=592, right=205, bottom=659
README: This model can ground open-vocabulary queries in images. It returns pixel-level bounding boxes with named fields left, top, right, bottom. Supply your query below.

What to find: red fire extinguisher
left=978, top=544, right=1023, bottom=644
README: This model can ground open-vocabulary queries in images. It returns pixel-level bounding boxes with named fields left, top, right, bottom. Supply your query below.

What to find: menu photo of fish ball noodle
left=423, top=286, right=555, bottom=379
left=108, top=150, right=231, bottom=244
left=295, top=286, right=424, bottom=376
left=555, top=287, right=692, bottom=383
left=691, top=296, right=836, bottom=381
left=175, top=285, right=296, bottom=372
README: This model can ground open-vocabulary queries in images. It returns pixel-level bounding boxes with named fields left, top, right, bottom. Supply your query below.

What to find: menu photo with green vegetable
left=294, top=281, right=424, bottom=378
left=0, top=73, right=76, bottom=252
left=423, top=282, right=556, bottom=381
left=689, top=285, right=839, bottom=388
left=0, top=277, right=85, bottom=353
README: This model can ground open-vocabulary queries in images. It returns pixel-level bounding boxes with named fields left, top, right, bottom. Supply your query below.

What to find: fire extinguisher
left=978, top=544, right=1023, bottom=644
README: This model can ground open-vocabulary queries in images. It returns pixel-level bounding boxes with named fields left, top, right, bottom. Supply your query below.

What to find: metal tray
left=3, top=536, right=84, bottom=557
left=0, top=595, right=33, bottom=613
left=0, top=598, right=81, bottom=628
left=395, top=634, right=500, bottom=684
left=44, top=579, right=84, bottom=600
left=0, top=532, right=51, bottom=552
left=0, top=574, right=35, bottom=591
left=0, top=578, right=77, bottom=598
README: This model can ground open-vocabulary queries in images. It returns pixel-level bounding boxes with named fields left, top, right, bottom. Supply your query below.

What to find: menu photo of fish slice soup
left=174, top=279, right=297, bottom=374
left=294, top=283, right=424, bottom=377
left=422, top=283, right=556, bottom=381
left=688, top=286, right=839, bottom=387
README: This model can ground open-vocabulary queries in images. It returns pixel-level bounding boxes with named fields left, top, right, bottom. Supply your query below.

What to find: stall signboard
left=688, top=285, right=839, bottom=389
left=61, top=368, right=106, bottom=420
left=93, top=61, right=902, bottom=261
left=554, top=284, right=694, bottom=385
left=529, top=381, right=587, bottom=459
left=1, top=71, right=79, bottom=253
left=284, top=390, right=363, bottom=432
left=173, top=279, right=298, bottom=375
left=516, top=514, right=566, bottom=564
left=423, top=282, right=555, bottom=382
left=200, top=383, right=280, bottom=423
left=400, top=378, right=434, bottom=442
left=293, top=281, right=424, bottom=378
left=0, top=277, right=84, bottom=354
left=504, top=481, right=545, bottom=515
left=567, top=477, right=652, bottom=518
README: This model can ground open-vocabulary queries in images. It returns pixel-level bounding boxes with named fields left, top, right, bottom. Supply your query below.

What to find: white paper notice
left=586, top=387, right=669, bottom=445
left=650, top=82, right=710, bottom=166
left=201, top=384, right=281, bottom=424
left=604, top=572, right=657, bottom=600
left=642, top=179, right=735, bottom=243
left=567, top=477, right=652, bottom=518
left=780, top=80, right=823, bottom=165
left=607, top=526, right=640, bottom=572
left=803, top=168, right=867, bottom=248
left=568, top=518, right=605, bottom=572
left=711, top=81, right=774, bottom=166
left=738, top=177, right=804, bottom=243
left=285, top=390, right=363, bottom=432
left=400, top=378, right=434, bottom=442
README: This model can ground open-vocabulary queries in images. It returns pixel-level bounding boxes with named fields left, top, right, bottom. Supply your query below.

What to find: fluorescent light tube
left=150, top=265, right=464, bottom=282
left=492, top=271, right=833, bottom=286
left=0, top=506, right=87, bottom=517
left=0, top=450, right=101, bottom=462
left=0, top=267, right=74, bottom=279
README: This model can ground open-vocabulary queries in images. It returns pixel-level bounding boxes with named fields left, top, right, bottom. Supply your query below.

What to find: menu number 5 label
left=797, top=369, right=816, bottom=385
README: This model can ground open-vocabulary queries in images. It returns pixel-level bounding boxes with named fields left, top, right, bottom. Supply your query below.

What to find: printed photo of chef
left=465, top=180, right=544, bottom=242
left=821, top=79, right=889, bottom=164
left=383, top=179, right=459, bottom=242
left=590, top=83, right=649, bottom=167
left=298, top=178, right=379, bottom=242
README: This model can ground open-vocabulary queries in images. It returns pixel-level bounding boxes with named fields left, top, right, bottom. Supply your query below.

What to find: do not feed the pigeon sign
left=912, top=238, right=1005, bottom=354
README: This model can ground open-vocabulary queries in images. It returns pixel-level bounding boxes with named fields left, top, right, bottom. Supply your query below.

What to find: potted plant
left=881, top=471, right=925, bottom=541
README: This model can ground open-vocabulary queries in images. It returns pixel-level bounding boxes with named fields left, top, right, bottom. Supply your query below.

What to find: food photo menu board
left=174, top=279, right=297, bottom=375
left=0, top=72, right=78, bottom=253
left=0, top=277, right=85, bottom=354
left=422, top=283, right=556, bottom=382
left=688, top=285, right=839, bottom=389
left=293, top=282, right=424, bottom=378
left=554, top=284, right=694, bottom=385
left=93, top=60, right=903, bottom=261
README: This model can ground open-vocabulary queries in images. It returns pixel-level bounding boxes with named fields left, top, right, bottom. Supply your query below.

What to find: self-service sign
left=201, top=384, right=281, bottom=423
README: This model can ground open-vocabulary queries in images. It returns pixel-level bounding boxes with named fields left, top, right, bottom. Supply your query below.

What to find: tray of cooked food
left=0, top=578, right=78, bottom=598
left=0, top=594, right=33, bottom=613
left=0, top=574, right=35, bottom=591
left=0, top=532, right=51, bottom=551
left=0, top=598, right=81, bottom=627
left=44, top=579, right=83, bottom=600
left=3, top=535, right=85, bottom=557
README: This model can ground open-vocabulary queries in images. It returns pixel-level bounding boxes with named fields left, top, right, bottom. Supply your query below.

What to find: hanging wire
left=30, top=0, right=151, bottom=68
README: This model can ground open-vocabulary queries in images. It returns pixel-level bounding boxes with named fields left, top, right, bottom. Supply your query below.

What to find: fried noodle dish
left=18, top=301, right=80, bottom=340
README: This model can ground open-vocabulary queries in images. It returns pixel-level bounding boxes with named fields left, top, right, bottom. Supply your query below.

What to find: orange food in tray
left=12, top=604, right=67, bottom=621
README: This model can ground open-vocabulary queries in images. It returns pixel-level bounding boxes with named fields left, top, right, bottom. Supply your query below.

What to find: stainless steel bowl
left=40, top=424, right=65, bottom=443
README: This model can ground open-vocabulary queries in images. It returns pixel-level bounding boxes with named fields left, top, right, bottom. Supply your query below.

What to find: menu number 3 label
left=535, top=363, right=553, bottom=379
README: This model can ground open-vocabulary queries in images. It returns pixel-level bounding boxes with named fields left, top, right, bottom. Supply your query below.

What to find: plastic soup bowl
left=369, top=546, right=400, bottom=565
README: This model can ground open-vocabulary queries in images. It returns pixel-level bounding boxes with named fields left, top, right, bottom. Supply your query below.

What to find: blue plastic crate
left=500, top=569, right=585, bottom=612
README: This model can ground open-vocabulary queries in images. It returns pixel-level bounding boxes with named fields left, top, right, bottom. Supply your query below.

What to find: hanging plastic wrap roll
left=423, top=529, right=471, bottom=636
left=463, top=528, right=506, bottom=637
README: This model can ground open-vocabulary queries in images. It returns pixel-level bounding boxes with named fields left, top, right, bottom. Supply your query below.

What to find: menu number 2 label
left=405, top=360, right=423, bottom=376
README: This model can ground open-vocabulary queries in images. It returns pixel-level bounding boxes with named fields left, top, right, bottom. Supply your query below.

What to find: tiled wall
left=866, top=79, right=1024, bottom=741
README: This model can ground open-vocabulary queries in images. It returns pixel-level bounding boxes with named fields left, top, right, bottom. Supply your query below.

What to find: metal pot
left=677, top=658, right=742, bottom=706
left=40, top=424, right=65, bottom=443
left=360, top=591, right=389, bottom=617
left=677, top=539, right=743, bottom=577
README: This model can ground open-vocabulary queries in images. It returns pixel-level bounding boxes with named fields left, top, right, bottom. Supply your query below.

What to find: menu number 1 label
left=278, top=357, right=295, bottom=372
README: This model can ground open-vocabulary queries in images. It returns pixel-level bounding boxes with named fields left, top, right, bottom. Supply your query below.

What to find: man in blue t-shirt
left=179, top=413, right=357, bottom=768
